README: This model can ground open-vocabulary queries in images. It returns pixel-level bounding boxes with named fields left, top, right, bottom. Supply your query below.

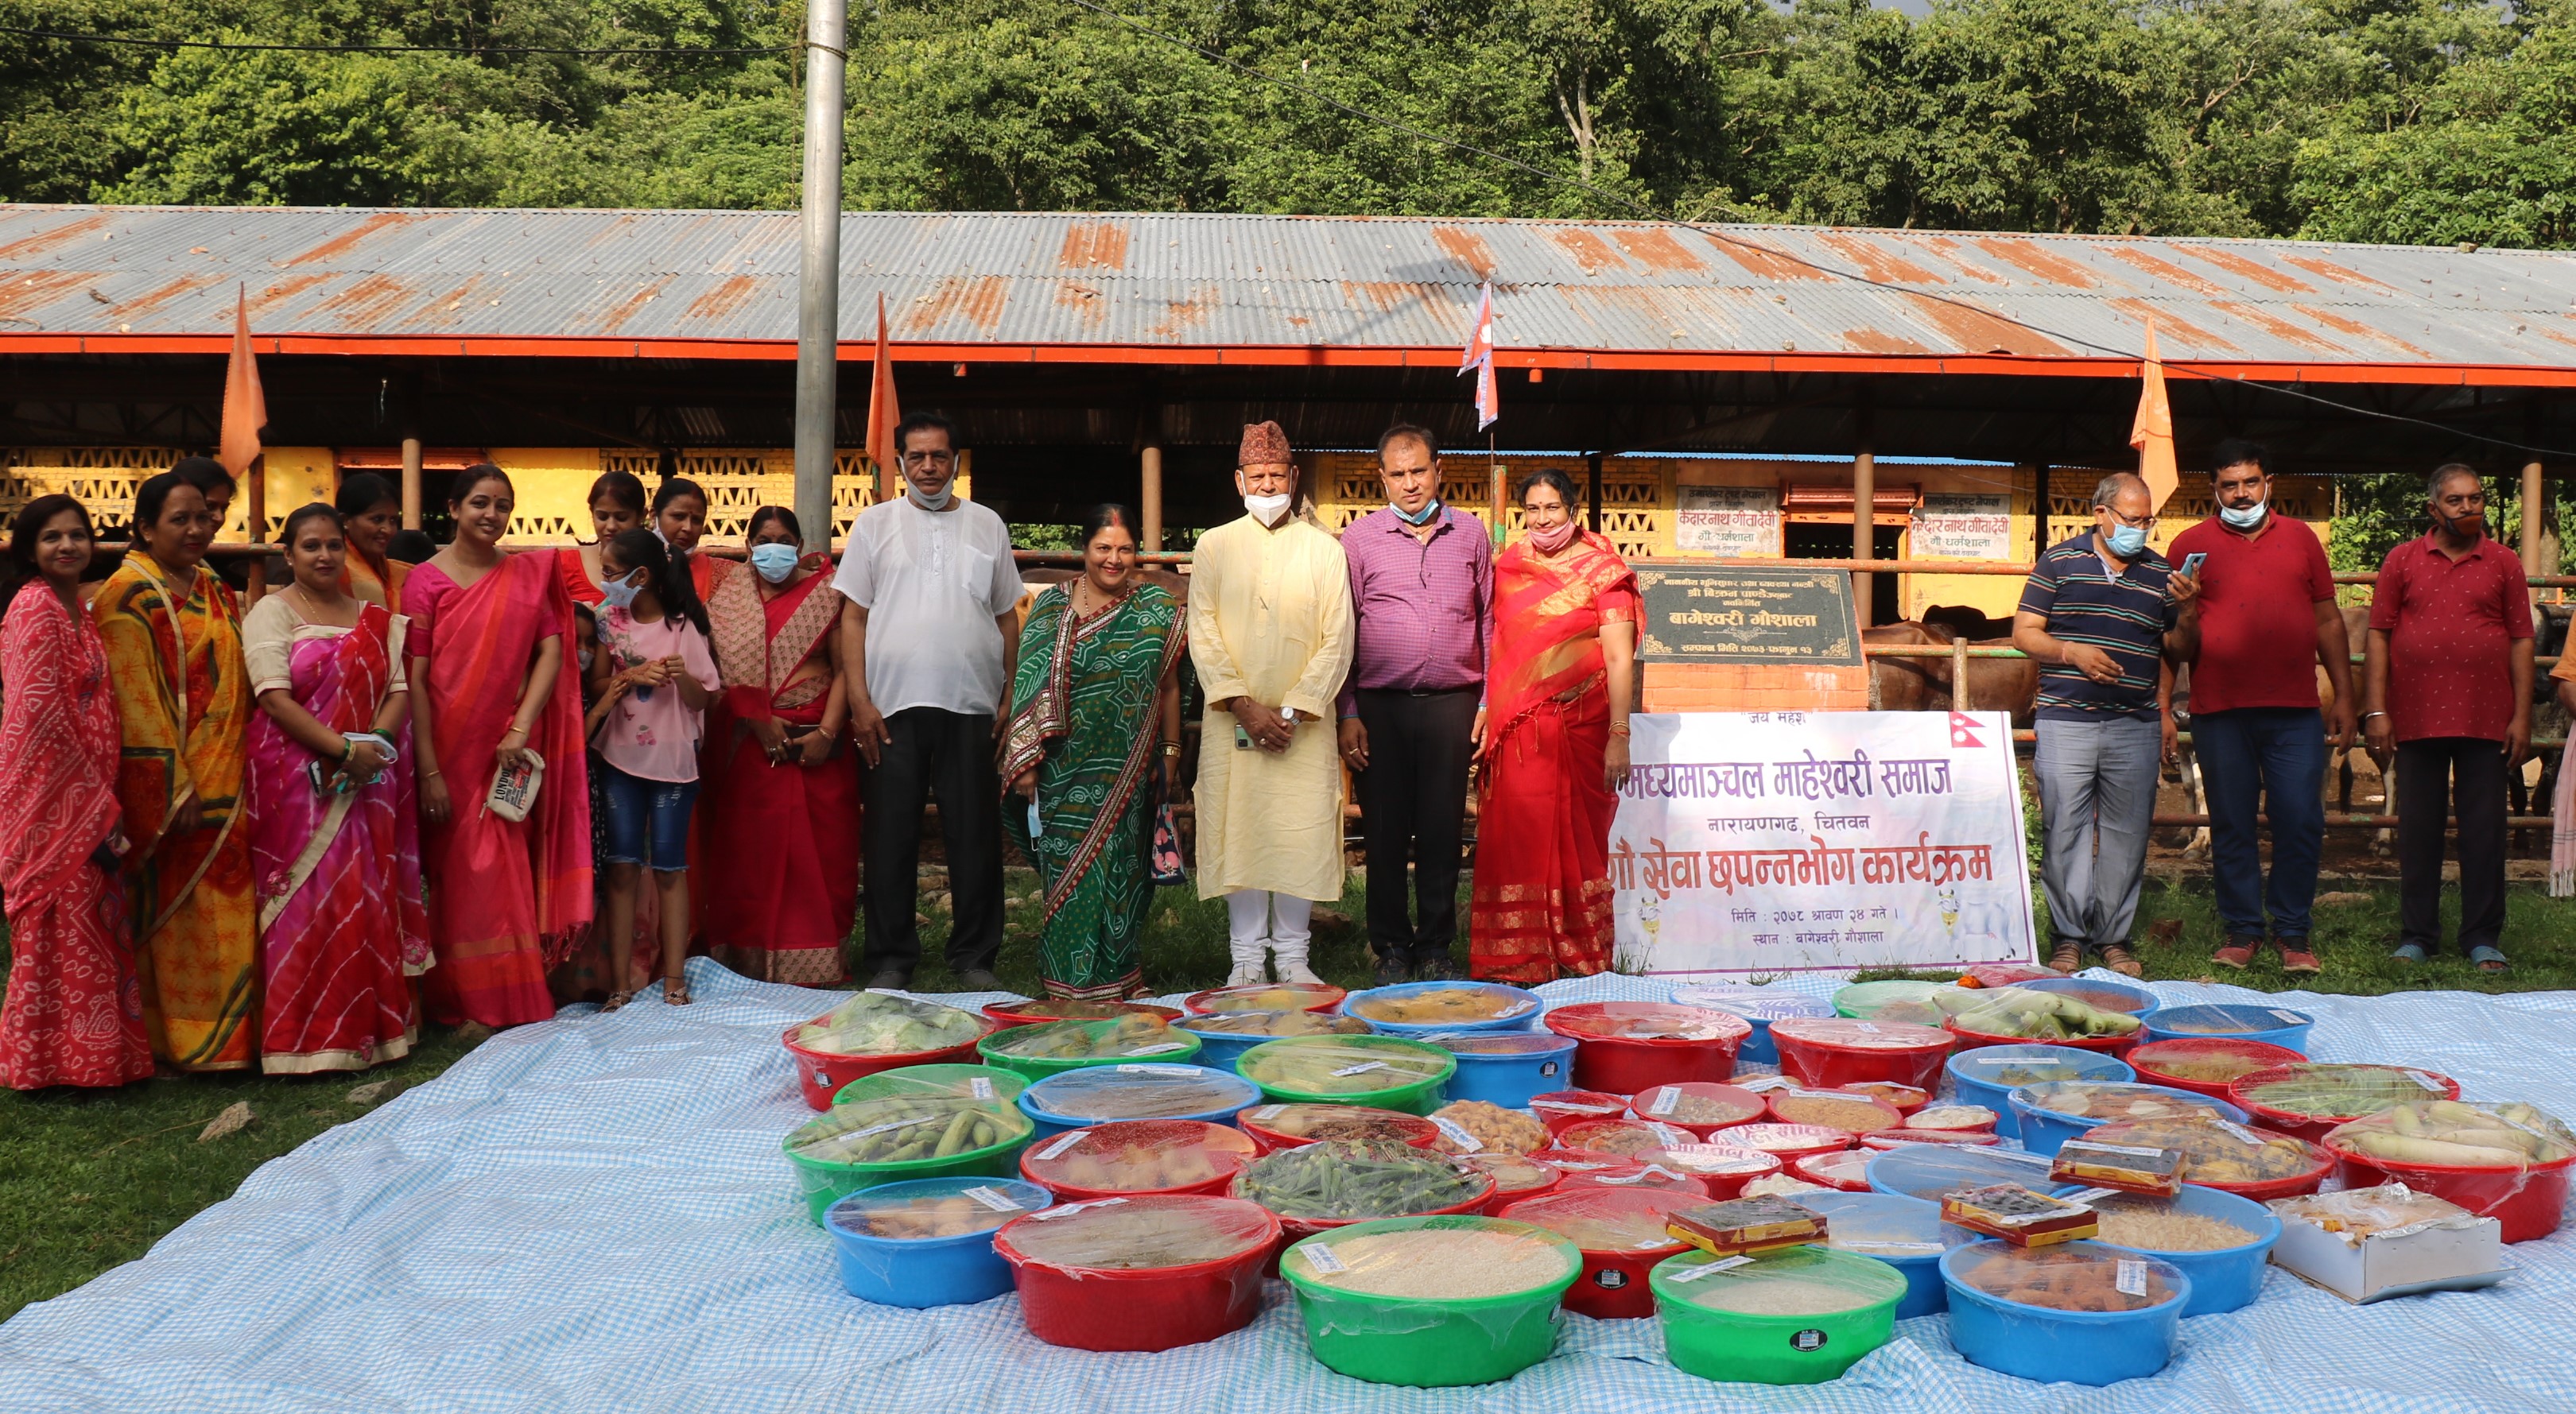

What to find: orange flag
left=2130, top=318, right=2177, bottom=512
left=217, top=284, right=267, bottom=478
left=863, top=292, right=901, bottom=502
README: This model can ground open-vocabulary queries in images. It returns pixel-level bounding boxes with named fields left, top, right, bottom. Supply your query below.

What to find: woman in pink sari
left=244, top=504, right=430, bottom=1071
left=0, top=495, right=150, bottom=1089
left=402, top=465, right=592, bottom=1027
left=1470, top=470, right=1639, bottom=985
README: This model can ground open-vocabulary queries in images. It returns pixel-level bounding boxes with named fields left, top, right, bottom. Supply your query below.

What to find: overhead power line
left=0, top=21, right=789, bottom=57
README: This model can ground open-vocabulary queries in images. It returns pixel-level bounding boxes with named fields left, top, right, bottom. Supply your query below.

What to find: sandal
left=2097, top=943, right=2145, bottom=978
left=2046, top=942, right=2081, bottom=974
left=2391, top=943, right=2427, bottom=965
left=2470, top=945, right=2509, bottom=974
left=662, top=975, right=692, bottom=1006
left=601, top=990, right=634, bottom=1013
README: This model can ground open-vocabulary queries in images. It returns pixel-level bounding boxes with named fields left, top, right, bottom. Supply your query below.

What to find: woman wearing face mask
left=696, top=506, right=859, bottom=984
left=587, top=529, right=723, bottom=1007
left=1003, top=505, right=1185, bottom=1000
left=0, top=495, right=151, bottom=1090
left=333, top=472, right=411, bottom=610
left=1467, top=470, right=1639, bottom=986
left=402, top=464, right=592, bottom=1028
left=95, top=472, right=259, bottom=1069
left=651, top=476, right=735, bottom=602
left=242, top=504, right=427, bottom=1071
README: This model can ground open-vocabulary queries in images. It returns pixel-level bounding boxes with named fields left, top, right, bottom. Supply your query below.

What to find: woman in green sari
left=1003, top=505, right=1186, bottom=999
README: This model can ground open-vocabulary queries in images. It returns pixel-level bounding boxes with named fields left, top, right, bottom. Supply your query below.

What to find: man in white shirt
left=835, top=413, right=1026, bottom=990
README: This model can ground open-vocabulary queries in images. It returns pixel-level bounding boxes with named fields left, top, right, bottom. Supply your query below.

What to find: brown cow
left=1864, top=620, right=2041, bottom=726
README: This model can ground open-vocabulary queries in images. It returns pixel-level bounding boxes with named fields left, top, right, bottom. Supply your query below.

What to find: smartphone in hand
left=2180, top=552, right=2207, bottom=577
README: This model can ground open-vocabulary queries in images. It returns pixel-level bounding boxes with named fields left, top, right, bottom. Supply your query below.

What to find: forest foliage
left=2, top=0, right=2571, bottom=250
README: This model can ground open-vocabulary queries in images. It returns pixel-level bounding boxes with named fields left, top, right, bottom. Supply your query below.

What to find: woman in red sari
left=402, top=465, right=592, bottom=1027
left=1469, top=470, right=1639, bottom=984
left=244, top=504, right=428, bottom=1071
left=699, top=506, right=859, bottom=983
left=652, top=476, right=734, bottom=602
left=0, top=495, right=150, bottom=1089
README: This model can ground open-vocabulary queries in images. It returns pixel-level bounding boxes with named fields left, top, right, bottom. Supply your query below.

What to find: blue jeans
left=598, top=763, right=699, bottom=870
left=2035, top=715, right=2162, bottom=951
left=2192, top=707, right=2326, bottom=940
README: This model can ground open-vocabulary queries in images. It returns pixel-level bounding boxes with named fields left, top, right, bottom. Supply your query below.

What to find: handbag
left=1148, top=758, right=1188, bottom=887
left=484, top=748, right=545, bottom=823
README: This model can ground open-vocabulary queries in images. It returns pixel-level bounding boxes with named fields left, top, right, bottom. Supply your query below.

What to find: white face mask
left=907, top=479, right=956, bottom=511
left=1243, top=492, right=1291, bottom=525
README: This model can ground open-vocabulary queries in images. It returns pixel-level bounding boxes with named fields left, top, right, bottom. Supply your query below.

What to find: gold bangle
left=1607, top=722, right=1631, bottom=737
left=1161, top=742, right=1183, bottom=757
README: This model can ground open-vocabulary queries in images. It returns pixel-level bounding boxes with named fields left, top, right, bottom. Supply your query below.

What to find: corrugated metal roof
left=3, top=205, right=2573, bottom=373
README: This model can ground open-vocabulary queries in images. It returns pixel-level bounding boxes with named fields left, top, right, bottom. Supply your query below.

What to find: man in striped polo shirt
left=2012, top=472, right=2202, bottom=975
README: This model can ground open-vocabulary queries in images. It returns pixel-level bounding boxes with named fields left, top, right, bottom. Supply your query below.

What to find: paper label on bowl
left=2212, top=1120, right=2265, bottom=1146
left=2269, top=1009, right=2306, bottom=1026
left=1644, top=1087, right=1682, bottom=1116
left=1430, top=1117, right=1484, bottom=1152
left=1332, top=1060, right=1392, bottom=1077
left=1647, top=1123, right=1694, bottom=1147
left=1852, top=1022, right=1883, bottom=1034
left=1125, top=1042, right=1190, bottom=1056
left=1740, top=1075, right=1797, bottom=1093
left=1839, top=1241, right=1943, bottom=1254
left=1030, top=1196, right=1127, bottom=1221
left=2115, top=1260, right=2148, bottom=1296
left=2405, top=1070, right=2446, bottom=1093
left=2069, top=1142, right=2168, bottom=1158
left=969, top=1077, right=997, bottom=1100
left=1666, top=1255, right=1754, bottom=1283
left=1596, top=1164, right=1687, bottom=1186
left=1117, top=1064, right=1202, bottom=1077
left=1249, top=1105, right=1286, bottom=1121
left=961, top=1185, right=1023, bottom=1213
left=1034, top=1131, right=1087, bottom=1162
left=1550, top=1160, right=1612, bottom=1172
left=2062, top=1187, right=2122, bottom=1206
left=1301, top=1244, right=1349, bottom=1274
left=1534, top=1098, right=1623, bottom=1114
left=1991, top=1149, right=2053, bottom=1167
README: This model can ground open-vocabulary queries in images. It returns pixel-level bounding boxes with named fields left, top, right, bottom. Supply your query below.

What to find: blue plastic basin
left=2054, top=1182, right=2281, bottom=1316
left=2142, top=1002, right=2314, bottom=1055
left=1014, top=1063, right=1261, bottom=1141
left=1415, top=1031, right=1577, bottom=1109
left=1339, top=981, right=1543, bottom=1037
left=1864, top=1141, right=2061, bottom=1201
left=1670, top=986, right=1833, bottom=1067
left=1945, top=1045, right=2136, bottom=1142
left=1942, top=1240, right=2190, bottom=1386
left=824, top=1177, right=1056, bottom=1307
left=1798, top=1190, right=1969, bottom=1319
left=2016, top=975, right=2161, bottom=1019
left=2010, top=1082, right=2251, bottom=1158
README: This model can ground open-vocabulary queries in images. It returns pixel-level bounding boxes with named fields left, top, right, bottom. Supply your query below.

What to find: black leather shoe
left=1372, top=952, right=1411, bottom=987
left=1413, top=952, right=1459, bottom=982
left=956, top=968, right=1006, bottom=992
left=864, top=970, right=912, bottom=990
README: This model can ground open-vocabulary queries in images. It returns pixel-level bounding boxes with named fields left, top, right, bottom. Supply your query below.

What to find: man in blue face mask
left=2012, top=472, right=2202, bottom=977
left=2168, top=440, right=2353, bottom=977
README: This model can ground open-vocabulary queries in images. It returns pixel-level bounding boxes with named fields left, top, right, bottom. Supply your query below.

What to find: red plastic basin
left=2228, top=1065, right=2464, bottom=1143
left=1627, top=1081, right=1766, bottom=1138
left=1530, top=1091, right=1634, bottom=1136
left=1236, top=1105, right=1440, bottom=1155
left=2326, top=1147, right=2576, bottom=1243
left=1705, top=1122, right=1852, bottom=1165
left=1768, top=1018, right=1954, bottom=1092
left=779, top=1021, right=994, bottom=1111
left=995, top=1199, right=1279, bottom=1350
left=1498, top=1188, right=1694, bottom=1319
left=1636, top=1144, right=1783, bottom=1199
left=2124, top=1038, right=2306, bottom=1099
left=1944, top=1020, right=2140, bottom=1060
left=1543, top=1003, right=1750, bottom=1092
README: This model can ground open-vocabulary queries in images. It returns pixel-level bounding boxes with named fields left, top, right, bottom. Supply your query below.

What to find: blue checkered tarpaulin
left=6, top=959, right=2576, bottom=1412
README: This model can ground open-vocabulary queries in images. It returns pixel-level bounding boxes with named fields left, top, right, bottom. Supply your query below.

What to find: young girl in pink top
left=588, top=529, right=723, bottom=1008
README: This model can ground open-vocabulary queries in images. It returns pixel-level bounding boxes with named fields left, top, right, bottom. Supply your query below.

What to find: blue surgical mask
left=599, top=571, right=642, bottom=611
left=749, top=543, right=800, bottom=583
left=1392, top=498, right=1442, bottom=527
left=2105, top=522, right=2149, bottom=557
left=2218, top=497, right=2267, bottom=529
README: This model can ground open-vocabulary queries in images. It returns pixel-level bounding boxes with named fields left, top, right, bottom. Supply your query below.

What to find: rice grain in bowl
left=1283, top=1216, right=1581, bottom=1387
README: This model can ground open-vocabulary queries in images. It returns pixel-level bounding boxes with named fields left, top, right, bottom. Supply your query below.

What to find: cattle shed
left=3, top=204, right=2573, bottom=626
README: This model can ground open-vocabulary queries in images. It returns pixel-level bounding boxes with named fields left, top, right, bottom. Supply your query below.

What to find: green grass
left=6, top=869, right=2571, bottom=1323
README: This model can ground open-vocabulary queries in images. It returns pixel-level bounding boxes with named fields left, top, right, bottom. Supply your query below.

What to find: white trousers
left=1225, top=889, right=1313, bottom=959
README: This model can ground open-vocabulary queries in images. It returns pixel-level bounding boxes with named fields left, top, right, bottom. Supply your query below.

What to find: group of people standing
left=2017, top=444, right=2543, bottom=978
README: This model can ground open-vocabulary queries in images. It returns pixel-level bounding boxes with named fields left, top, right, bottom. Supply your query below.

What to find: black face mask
left=2433, top=507, right=2487, bottom=540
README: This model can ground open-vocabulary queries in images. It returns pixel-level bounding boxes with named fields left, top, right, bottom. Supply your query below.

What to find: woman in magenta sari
left=402, top=465, right=592, bottom=1028
left=244, top=504, right=429, bottom=1071
left=0, top=495, right=150, bottom=1089
left=1470, top=471, right=1639, bottom=985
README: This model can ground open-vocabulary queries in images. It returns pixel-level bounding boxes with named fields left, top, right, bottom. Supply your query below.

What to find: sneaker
left=1413, top=951, right=1459, bottom=982
left=2212, top=936, right=2260, bottom=970
left=1372, top=952, right=1411, bottom=987
left=2276, top=939, right=2322, bottom=975
left=956, top=968, right=1006, bottom=992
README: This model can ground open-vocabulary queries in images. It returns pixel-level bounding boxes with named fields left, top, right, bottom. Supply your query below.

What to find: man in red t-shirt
left=2361, top=463, right=2533, bottom=973
left=2171, top=440, right=2355, bottom=976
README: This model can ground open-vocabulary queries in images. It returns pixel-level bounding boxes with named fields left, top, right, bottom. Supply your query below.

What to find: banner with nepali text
left=1610, top=711, right=2037, bottom=975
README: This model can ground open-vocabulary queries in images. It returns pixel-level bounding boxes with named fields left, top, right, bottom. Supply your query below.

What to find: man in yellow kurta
left=1189, top=421, right=1356, bottom=986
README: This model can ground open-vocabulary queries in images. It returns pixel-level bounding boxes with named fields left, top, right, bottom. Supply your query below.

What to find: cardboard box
left=2268, top=1184, right=2509, bottom=1304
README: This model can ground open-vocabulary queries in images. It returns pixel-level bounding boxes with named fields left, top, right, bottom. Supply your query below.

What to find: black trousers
left=1354, top=688, right=1480, bottom=963
left=2396, top=736, right=2508, bottom=953
left=862, top=706, right=1003, bottom=977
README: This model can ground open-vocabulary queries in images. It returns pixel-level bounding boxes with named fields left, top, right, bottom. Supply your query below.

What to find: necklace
left=1073, top=577, right=1132, bottom=617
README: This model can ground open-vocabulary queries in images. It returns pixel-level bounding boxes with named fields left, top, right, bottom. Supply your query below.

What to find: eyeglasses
left=2098, top=506, right=2155, bottom=529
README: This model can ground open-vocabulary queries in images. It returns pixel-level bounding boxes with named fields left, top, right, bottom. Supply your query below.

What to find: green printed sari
left=1001, top=581, right=1185, bottom=998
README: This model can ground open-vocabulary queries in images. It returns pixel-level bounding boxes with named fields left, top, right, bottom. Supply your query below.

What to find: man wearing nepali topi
left=1188, top=421, right=1356, bottom=987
